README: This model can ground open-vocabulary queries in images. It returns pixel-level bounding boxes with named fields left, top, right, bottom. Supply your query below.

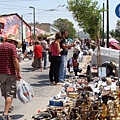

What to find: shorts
left=0, top=74, right=16, bottom=98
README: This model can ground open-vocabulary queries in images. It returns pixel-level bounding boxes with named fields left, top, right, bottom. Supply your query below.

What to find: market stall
left=32, top=75, right=120, bottom=120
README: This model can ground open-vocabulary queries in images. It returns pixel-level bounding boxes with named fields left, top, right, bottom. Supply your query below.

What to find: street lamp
left=29, top=6, right=35, bottom=41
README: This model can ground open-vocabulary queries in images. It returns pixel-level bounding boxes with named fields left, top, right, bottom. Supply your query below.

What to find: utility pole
left=106, top=0, right=109, bottom=48
left=21, top=15, right=24, bottom=44
left=29, top=6, right=36, bottom=41
left=102, top=3, right=105, bottom=46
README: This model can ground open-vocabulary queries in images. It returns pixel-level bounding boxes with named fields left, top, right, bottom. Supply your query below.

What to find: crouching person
left=67, top=53, right=82, bottom=76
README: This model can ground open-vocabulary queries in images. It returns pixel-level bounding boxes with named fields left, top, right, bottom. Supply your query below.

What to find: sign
left=115, top=4, right=120, bottom=18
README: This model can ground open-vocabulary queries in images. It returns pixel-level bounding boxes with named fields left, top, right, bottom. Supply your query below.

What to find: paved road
left=0, top=50, right=91, bottom=120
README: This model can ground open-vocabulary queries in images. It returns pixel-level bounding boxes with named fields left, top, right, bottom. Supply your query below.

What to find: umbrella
left=109, top=38, right=119, bottom=43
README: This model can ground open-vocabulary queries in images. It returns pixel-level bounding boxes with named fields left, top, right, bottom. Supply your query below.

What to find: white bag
left=17, top=79, right=34, bottom=103
left=70, top=66, right=74, bottom=72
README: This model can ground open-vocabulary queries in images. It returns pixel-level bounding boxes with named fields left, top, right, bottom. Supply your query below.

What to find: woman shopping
left=49, top=35, right=63, bottom=85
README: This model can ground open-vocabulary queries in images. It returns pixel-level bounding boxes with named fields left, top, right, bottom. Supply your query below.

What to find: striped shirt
left=0, top=42, right=18, bottom=75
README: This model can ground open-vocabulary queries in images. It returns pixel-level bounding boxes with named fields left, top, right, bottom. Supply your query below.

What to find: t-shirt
left=34, top=45, right=42, bottom=58
left=0, top=42, right=18, bottom=75
left=60, top=38, right=68, bottom=55
left=41, top=40, right=48, bottom=52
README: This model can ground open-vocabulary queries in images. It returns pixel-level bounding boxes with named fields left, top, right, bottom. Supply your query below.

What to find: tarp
left=109, top=38, right=119, bottom=43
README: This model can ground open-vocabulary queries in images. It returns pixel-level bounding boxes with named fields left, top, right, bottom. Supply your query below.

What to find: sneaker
left=1, top=114, right=11, bottom=120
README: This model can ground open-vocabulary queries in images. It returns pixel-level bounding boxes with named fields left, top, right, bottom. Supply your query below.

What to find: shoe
left=1, top=113, right=12, bottom=120
left=8, top=106, right=14, bottom=113
left=51, top=81, right=55, bottom=85
left=32, top=68, right=37, bottom=71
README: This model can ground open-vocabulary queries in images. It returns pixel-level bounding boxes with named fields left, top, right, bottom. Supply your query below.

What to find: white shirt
left=41, top=40, right=48, bottom=52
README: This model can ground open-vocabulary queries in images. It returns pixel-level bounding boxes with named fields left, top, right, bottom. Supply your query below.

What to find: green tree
left=115, top=20, right=120, bottom=40
left=67, top=0, right=102, bottom=40
left=53, top=18, right=76, bottom=38
left=68, top=0, right=103, bottom=66
left=110, top=29, right=116, bottom=38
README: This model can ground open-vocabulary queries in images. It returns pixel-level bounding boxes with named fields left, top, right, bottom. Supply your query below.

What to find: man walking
left=0, top=34, right=21, bottom=120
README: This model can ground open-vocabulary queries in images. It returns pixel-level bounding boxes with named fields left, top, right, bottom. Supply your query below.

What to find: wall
left=0, top=14, right=31, bottom=42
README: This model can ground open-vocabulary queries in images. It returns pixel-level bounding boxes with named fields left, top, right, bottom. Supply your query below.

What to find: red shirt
left=0, top=42, right=18, bottom=75
left=50, top=42, right=61, bottom=56
left=34, top=45, right=42, bottom=58
left=73, top=59, right=77, bottom=67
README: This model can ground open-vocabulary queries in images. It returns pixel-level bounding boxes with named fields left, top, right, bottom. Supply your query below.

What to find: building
left=29, top=22, right=59, bottom=35
left=0, top=13, right=31, bottom=43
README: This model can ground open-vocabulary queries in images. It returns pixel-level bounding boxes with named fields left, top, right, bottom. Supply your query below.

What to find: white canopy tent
left=47, top=34, right=55, bottom=39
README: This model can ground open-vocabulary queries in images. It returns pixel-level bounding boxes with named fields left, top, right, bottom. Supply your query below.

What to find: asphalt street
left=0, top=51, right=91, bottom=120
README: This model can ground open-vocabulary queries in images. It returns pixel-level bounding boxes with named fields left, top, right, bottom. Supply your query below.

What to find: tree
left=53, top=18, right=76, bottom=38
left=67, top=0, right=103, bottom=66
left=109, top=29, right=116, bottom=38
left=67, top=0, right=102, bottom=40
left=115, top=20, right=120, bottom=40
left=109, top=20, right=120, bottom=41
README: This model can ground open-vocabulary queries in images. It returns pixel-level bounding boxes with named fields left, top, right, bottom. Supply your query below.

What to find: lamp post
left=29, top=6, right=35, bottom=41
left=106, top=0, right=109, bottom=48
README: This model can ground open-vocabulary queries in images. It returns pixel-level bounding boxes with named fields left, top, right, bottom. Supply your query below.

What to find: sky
left=0, top=0, right=119, bottom=32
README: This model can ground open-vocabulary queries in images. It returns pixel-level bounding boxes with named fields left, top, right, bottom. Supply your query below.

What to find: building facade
left=0, top=13, right=31, bottom=42
left=29, top=22, right=59, bottom=35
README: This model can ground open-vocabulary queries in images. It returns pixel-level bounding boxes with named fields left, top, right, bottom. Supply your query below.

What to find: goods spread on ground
left=32, top=74, right=120, bottom=120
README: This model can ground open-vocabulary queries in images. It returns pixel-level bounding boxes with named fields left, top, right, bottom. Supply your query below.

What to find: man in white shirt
left=39, top=37, right=49, bottom=69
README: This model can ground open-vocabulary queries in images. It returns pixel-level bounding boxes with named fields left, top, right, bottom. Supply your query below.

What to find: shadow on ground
left=0, top=114, right=24, bottom=120
left=30, top=74, right=51, bottom=87
left=21, top=67, right=33, bottom=72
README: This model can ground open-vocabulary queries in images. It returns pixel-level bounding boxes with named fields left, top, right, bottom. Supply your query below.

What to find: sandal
left=8, top=106, right=14, bottom=113
left=1, top=114, right=12, bottom=120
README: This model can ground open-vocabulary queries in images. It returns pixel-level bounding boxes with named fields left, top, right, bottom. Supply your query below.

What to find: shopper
left=32, top=40, right=42, bottom=71
left=59, top=31, right=75, bottom=82
left=0, top=34, right=21, bottom=120
left=67, top=53, right=82, bottom=76
left=40, top=37, right=49, bottom=69
left=49, top=35, right=63, bottom=85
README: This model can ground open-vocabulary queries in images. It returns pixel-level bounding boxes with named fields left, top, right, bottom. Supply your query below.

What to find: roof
left=0, top=13, right=31, bottom=29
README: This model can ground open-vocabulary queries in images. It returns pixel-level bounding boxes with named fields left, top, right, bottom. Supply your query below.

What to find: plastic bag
left=17, top=79, right=34, bottom=103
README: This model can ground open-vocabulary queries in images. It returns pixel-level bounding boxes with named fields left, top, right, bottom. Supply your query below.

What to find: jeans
left=42, top=52, right=47, bottom=69
left=59, top=55, right=67, bottom=81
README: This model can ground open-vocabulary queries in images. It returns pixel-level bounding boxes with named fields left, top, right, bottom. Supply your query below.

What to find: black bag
left=67, top=59, right=70, bottom=68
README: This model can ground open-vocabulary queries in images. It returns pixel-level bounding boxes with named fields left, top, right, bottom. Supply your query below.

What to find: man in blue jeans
left=59, top=31, right=75, bottom=82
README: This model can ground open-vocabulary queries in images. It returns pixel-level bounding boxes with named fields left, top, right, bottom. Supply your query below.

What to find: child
left=67, top=53, right=82, bottom=76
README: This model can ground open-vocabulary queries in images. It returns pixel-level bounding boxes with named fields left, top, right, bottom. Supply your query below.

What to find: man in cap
left=0, top=34, right=21, bottom=120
